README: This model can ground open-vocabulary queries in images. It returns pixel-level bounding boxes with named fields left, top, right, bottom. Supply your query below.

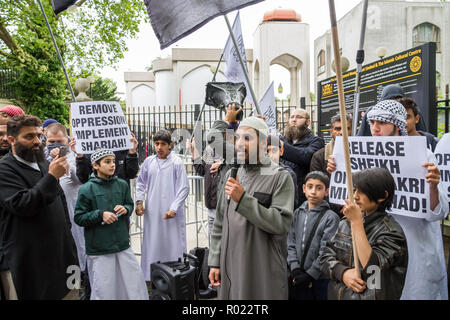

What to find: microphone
left=227, top=161, right=240, bottom=201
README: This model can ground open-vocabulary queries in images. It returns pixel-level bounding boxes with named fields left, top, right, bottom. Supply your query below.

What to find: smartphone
left=59, top=146, right=68, bottom=157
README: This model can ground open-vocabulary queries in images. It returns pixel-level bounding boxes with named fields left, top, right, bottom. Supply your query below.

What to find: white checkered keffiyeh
left=91, top=148, right=115, bottom=164
left=366, top=99, right=408, bottom=136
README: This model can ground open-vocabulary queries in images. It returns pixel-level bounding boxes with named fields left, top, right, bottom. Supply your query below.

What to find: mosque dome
left=263, top=8, right=301, bottom=22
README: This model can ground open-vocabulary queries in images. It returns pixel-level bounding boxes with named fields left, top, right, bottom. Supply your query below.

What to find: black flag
left=52, top=0, right=77, bottom=15
left=143, top=0, right=264, bottom=49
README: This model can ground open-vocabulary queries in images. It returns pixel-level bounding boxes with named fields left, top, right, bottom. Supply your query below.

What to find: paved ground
left=129, top=202, right=210, bottom=264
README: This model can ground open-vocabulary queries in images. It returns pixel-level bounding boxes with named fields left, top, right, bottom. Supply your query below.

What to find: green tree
left=0, top=0, right=147, bottom=124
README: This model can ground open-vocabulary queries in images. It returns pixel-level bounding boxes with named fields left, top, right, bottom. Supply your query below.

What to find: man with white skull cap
left=208, top=116, right=295, bottom=299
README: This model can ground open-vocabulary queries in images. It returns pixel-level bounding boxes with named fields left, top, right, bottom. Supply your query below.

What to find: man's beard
left=284, top=124, right=310, bottom=142
left=14, top=141, right=45, bottom=163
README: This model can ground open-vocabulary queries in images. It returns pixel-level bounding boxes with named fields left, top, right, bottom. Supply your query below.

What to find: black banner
left=317, top=42, right=436, bottom=142
left=52, top=0, right=77, bottom=15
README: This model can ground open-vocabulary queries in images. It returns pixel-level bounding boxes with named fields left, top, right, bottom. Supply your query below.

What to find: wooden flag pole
left=328, top=0, right=360, bottom=277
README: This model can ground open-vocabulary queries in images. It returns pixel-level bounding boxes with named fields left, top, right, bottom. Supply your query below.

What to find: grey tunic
left=208, top=156, right=295, bottom=300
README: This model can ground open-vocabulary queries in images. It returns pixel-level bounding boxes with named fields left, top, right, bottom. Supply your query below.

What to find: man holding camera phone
left=0, top=115, right=78, bottom=299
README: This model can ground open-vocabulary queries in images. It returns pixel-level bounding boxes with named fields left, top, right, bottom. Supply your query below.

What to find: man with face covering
left=208, top=116, right=295, bottom=299
left=280, top=109, right=324, bottom=204
left=0, top=115, right=78, bottom=299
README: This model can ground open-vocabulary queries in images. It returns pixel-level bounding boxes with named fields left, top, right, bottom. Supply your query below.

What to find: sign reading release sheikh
left=329, top=136, right=431, bottom=219
left=70, top=101, right=133, bottom=154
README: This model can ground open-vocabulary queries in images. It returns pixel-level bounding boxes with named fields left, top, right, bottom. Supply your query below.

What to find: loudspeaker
left=150, top=258, right=196, bottom=300
left=189, top=247, right=217, bottom=299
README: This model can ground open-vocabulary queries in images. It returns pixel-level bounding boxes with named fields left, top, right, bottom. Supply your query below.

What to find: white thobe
left=136, top=153, right=189, bottom=281
left=87, top=248, right=149, bottom=300
left=392, top=150, right=449, bottom=300
left=59, top=151, right=86, bottom=271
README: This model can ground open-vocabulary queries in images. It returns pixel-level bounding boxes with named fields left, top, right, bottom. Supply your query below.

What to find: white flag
left=253, top=81, right=276, bottom=133
left=223, top=11, right=255, bottom=105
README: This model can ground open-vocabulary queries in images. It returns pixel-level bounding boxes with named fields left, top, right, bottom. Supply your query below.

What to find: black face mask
left=14, top=140, right=45, bottom=163
left=46, top=142, right=66, bottom=154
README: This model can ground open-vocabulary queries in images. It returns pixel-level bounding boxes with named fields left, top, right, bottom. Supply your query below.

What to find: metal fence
left=437, top=99, right=450, bottom=137
left=129, top=169, right=211, bottom=255
left=126, top=102, right=317, bottom=164
left=0, top=69, right=19, bottom=100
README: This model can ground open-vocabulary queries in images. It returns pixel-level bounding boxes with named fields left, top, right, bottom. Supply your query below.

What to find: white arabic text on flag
left=222, top=11, right=255, bottom=105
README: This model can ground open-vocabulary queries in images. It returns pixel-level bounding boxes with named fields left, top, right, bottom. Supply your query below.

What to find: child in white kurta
left=135, top=131, right=189, bottom=282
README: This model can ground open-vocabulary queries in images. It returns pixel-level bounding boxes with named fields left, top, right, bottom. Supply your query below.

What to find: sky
left=100, top=0, right=362, bottom=99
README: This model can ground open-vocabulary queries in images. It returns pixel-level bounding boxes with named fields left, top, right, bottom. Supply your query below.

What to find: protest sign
left=70, top=101, right=133, bottom=154
left=434, top=133, right=450, bottom=210
left=330, top=136, right=430, bottom=219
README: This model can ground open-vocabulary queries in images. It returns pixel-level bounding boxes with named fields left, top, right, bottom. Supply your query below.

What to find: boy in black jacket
left=287, top=171, right=339, bottom=300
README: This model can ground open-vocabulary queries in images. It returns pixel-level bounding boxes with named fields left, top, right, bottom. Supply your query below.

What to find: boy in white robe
left=136, top=130, right=189, bottom=287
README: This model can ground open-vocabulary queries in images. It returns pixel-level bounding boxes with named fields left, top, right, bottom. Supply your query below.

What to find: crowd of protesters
left=0, top=82, right=448, bottom=301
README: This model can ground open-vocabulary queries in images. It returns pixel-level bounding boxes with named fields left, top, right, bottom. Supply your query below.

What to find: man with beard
left=280, top=109, right=324, bottom=204
left=0, top=115, right=79, bottom=299
left=0, top=124, right=10, bottom=159
left=208, top=116, right=295, bottom=299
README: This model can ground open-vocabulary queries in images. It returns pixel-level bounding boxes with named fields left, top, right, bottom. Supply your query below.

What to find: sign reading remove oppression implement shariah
left=70, top=101, right=133, bottom=154
left=317, top=42, right=436, bottom=143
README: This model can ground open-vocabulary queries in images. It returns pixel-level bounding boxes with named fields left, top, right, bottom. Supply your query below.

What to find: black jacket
left=417, top=130, right=438, bottom=152
left=76, top=150, right=139, bottom=185
left=310, top=147, right=327, bottom=176
left=279, top=162, right=299, bottom=210
left=280, top=130, right=324, bottom=204
left=0, top=153, right=79, bottom=299
left=319, top=211, right=408, bottom=300
left=193, top=159, right=218, bottom=210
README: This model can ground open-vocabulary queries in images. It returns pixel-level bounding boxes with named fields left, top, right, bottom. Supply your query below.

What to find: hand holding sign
left=70, top=101, right=133, bottom=154
left=330, top=136, right=430, bottom=219
left=342, top=269, right=366, bottom=293
left=343, top=199, right=364, bottom=224
left=129, top=132, right=138, bottom=154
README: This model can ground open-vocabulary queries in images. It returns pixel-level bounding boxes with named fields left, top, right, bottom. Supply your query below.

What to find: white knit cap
left=239, top=116, right=269, bottom=137
left=91, top=148, right=115, bottom=164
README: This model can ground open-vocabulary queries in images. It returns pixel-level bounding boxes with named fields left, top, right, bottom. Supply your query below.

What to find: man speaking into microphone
left=208, top=116, right=295, bottom=300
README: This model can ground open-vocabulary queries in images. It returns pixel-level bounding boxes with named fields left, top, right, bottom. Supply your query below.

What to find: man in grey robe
left=208, top=116, right=295, bottom=300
